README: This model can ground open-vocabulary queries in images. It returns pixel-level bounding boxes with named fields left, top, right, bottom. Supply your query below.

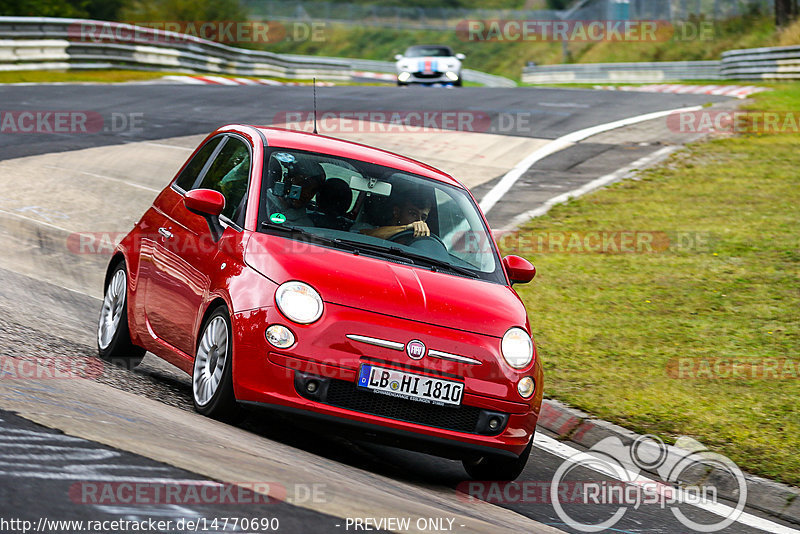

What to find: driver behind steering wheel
left=361, top=186, right=433, bottom=241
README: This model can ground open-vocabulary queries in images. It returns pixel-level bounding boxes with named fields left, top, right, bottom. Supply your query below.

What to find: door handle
left=158, top=227, right=173, bottom=239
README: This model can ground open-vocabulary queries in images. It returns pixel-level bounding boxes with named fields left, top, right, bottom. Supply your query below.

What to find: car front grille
left=323, top=378, right=483, bottom=433
left=412, top=72, right=443, bottom=78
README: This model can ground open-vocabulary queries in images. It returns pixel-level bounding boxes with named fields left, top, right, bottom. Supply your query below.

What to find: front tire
left=462, top=438, right=532, bottom=481
left=97, top=262, right=145, bottom=369
left=192, top=305, right=240, bottom=421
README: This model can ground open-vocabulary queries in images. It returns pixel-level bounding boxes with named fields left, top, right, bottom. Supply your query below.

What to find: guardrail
left=721, top=45, right=800, bottom=80
left=0, top=17, right=351, bottom=80
left=0, top=16, right=515, bottom=87
left=522, top=60, right=722, bottom=84
left=522, top=45, right=800, bottom=84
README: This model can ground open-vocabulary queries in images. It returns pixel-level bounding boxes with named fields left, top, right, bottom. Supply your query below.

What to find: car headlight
left=275, top=281, right=323, bottom=324
left=445, top=71, right=459, bottom=81
left=501, top=327, right=533, bottom=369
left=398, top=72, right=411, bottom=82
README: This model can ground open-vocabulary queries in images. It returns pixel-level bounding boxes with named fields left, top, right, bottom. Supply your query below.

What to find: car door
left=144, top=134, right=252, bottom=356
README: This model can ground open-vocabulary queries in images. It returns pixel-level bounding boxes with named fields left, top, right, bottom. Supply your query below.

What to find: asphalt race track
left=0, top=85, right=724, bottom=159
left=0, top=83, right=796, bottom=534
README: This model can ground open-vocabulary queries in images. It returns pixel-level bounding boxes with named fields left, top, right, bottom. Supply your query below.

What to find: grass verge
left=506, top=83, right=800, bottom=485
left=0, top=70, right=177, bottom=84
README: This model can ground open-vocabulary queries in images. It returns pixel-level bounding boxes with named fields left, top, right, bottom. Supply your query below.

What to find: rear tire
left=192, top=305, right=241, bottom=422
left=97, top=261, right=145, bottom=370
left=462, top=438, right=532, bottom=481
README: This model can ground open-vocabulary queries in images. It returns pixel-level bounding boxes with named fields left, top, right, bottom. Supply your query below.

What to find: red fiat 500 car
left=97, top=125, right=541, bottom=480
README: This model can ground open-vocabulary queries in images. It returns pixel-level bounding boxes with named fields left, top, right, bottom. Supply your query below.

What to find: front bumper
left=230, top=306, right=542, bottom=458
left=398, top=71, right=460, bottom=85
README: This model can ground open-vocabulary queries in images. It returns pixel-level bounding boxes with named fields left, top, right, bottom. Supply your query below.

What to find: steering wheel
left=388, top=228, right=447, bottom=248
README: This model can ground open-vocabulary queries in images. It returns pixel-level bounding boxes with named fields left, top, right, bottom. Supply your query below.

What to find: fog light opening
left=266, top=324, right=295, bottom=349
left=517, top=376, right=535, bottom=399
left=487, top=417, right=501, bottom=431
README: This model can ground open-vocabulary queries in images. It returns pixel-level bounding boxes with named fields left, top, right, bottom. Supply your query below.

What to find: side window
left=197, top=137, right=252, bottom=224
left=175, top=137, right=223, bottom=191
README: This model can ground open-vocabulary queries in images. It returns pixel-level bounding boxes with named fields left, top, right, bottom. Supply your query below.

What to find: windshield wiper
left=260, top=222, right=335, bottom=245
left=259, top=227, right=414, bottom=263
left=393, top=249, right=481, bottom=278
left=258, top=229, right=480, bottom=278
left=331, top=237, right=417, bottom=264
left=260, top=221, right=303, bottom=233
left=335, top=237, right=479, bottom=278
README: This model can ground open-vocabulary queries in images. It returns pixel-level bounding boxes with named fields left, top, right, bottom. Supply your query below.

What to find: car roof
left=251, top=126, right=464, bottom=188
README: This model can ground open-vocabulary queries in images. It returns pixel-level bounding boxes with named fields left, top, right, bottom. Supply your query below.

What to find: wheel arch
left=196, top=296, right=230, bottom=351
left=103, top=252, right=126, bottom=290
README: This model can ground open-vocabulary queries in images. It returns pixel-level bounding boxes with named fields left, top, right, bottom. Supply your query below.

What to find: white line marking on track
left=140, top=142, right=194, bottom=150
left=497, top=145, right=679, bottom=233
left=538, top=102, right=591, bottom=108
left=479, top=105, right=702, bottom=215
left=43, top=165, right=160, bottom=193
left=0, top=207, right=73, bottom=234
left=533, top=433, right=800, bottom=534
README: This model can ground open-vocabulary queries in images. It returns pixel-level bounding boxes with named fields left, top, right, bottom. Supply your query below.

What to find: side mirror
left=184, top=189, right=225, bottom=218
left=503, top=255, right=535, bottom=285
left=394, top=54, right=403, bottom=61
left=455, top=53, right=466, bottom=60
left=184, top=189, right=226, bottom=242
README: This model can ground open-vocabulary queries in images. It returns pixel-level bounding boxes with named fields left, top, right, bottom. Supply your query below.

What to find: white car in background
left=394, top=45, right=465, bottom=87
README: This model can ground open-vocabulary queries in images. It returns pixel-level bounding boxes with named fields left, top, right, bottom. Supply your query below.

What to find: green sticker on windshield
left=270, top=213, right=287, bottom=224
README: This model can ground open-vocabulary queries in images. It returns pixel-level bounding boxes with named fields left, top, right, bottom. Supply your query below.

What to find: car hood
left=245, top=233, right=527, bottom=338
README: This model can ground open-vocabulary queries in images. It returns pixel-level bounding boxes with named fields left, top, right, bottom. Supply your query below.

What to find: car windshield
left=404, top=46, right=453, bottom=58
left=259, top=148, right=504, bottom=283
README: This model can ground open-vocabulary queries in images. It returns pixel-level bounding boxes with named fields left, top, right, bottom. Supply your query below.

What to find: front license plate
left=357, top=365, right=463, bottom=406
